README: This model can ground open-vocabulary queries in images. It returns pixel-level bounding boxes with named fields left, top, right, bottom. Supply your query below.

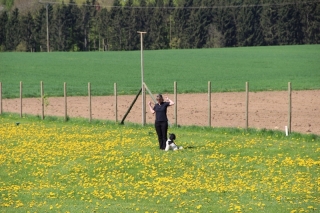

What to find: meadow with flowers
left=0, top=113, right=319, bottom=213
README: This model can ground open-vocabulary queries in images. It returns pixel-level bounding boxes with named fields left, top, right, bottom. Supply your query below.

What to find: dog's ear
left=169, top=133, right=176, bottom=140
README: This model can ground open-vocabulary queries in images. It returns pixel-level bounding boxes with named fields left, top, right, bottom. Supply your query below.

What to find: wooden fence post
left=208, top=81, right=211, bottom=127
left=41, top=81, right=44, bottom=120
left=64, top=82, right=67, bottom=121
left=246, top=82, right=249, bottom=130
left=20, top=81, right=23, bottom=118
left=114, top=83, right=118, bottom=122
left=88, top=82, right=92, bottom=122
left=288, top=82, right=292, bottom=134
left=174, top=81, right=177, bottom=126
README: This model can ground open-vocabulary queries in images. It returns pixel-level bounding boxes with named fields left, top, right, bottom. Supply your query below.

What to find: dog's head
left=169, top=133, right=176, bottom=141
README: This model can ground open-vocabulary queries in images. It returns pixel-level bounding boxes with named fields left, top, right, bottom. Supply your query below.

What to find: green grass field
left=0, top=114, right=319, bottom=212
left=0, top=45, right=319, bottom=98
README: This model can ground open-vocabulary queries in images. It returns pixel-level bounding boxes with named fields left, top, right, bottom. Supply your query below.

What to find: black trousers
left=155, top=121, right=168, bottom=149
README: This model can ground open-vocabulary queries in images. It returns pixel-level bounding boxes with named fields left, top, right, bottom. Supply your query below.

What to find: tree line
left=0, top=0, right=319, bottom=52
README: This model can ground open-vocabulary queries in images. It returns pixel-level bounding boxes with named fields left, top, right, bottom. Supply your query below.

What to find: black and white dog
left=165, top=133, right=183, bottom=151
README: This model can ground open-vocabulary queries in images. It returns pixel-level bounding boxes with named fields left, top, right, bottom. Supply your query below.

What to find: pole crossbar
left=120, top=88, right=142, bottom=125
left=144, top=83, right=157, bottom=104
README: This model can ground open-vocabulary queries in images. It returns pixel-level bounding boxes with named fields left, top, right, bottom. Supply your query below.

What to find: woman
left=148, top=94, right=174, bottom=150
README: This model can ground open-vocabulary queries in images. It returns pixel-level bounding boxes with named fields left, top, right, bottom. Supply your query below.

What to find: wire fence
left=1, top=81, right=319, bottom=135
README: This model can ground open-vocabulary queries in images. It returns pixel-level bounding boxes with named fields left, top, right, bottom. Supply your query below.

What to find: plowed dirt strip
left=2, top=90, right=320, bottom=135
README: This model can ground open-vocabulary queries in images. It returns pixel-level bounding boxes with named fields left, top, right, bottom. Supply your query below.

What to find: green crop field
left=0, top=45, right=319, bottom=99
left=0, top=114, right=319, bottom=212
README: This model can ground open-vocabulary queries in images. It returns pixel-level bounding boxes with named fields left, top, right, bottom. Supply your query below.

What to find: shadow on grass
left=183, top=146, right=197, bottom=149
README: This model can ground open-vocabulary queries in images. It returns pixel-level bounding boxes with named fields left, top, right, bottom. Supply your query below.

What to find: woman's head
left=156, top=94, right=163, bottom=103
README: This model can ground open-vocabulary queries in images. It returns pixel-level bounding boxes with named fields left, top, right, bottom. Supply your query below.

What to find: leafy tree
left=220, top=7, right=237, bottom=47
left=236, top=1, right=263, bottom=46
left=173, top=0, right=193, bottom=48
left=122, top=0, right=139, bottom=50
left=190, top=8, right=212, bottom=48
left=186, top=7, right=199, bottom=48
left=0, top=11, right=8, bottom=50
left=2, top=0, right=13, bottom=10
left=260, top=1, right=279, bottom=45
left=148, top=0, right=169, bottom=50
left=20, top=12, right=35, bottom=51
left=133, top=0, right=149, bottom=49
left=200, top=0, right=220, bottom=48
left=300, top=2, right=320, bottom=44
left=79, top=0, right=96, bottom=51
left=1, top=0, right=320, bottom=51
left=89, top=1, right=101, bottom=51
left=33, top=5, right=48, bottom=51
left=205, top=23, right=225, bottom=48
left=67, top=1, right=82, bottom=51
left=166, top=0, right=175, bottom=47
left=51, top=3, right=67, bottom=51
left=136, top=0, right=148, bottom=32
left=109, top=0, right=123, bottom=50
left=5, top=8, right=20, bottom=51
left=97, top=8, right=109, bottom=51
left=278, top=3, right=304, bottom=45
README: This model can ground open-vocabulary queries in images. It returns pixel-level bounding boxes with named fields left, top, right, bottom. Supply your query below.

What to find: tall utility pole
left=169, top=15, right=171, bottom=44
left=46, top=4, right=49, bottom=52
left=137, top=31, right=147, bottom=125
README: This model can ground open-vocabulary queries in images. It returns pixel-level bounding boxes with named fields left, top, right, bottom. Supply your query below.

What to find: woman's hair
left=156, top=94, right=163, bottom=99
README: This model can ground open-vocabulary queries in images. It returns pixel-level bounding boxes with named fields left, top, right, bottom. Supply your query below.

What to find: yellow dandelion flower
left=196, top=205, right=202, bottom=209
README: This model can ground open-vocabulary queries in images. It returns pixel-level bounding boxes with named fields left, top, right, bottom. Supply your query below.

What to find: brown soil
left=2, top=90, right=320, bottom=135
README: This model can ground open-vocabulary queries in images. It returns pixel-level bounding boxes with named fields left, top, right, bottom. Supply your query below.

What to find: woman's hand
left=148, top=101, right=155, bottom=114
left=166, top=97, right=174, bottom=106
